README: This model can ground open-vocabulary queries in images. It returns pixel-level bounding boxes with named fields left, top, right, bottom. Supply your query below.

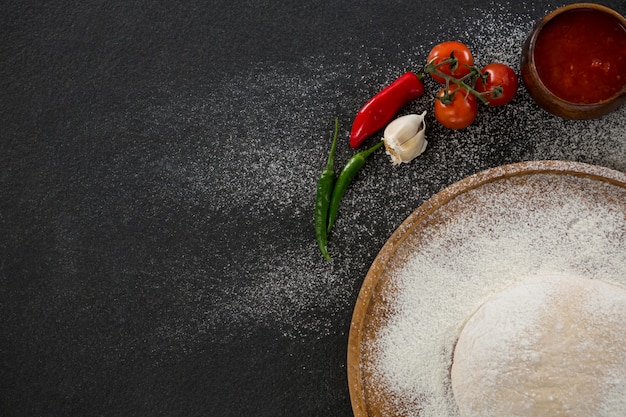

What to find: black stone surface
left=1, top=1, right=625, bottom=416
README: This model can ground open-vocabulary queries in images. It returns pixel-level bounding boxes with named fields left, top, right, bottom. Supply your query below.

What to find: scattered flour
left=363, top=170, right=626, bottom=417
left=189, top=6, right=624, bottom=346
left=107, top=5, right=625, bottom=351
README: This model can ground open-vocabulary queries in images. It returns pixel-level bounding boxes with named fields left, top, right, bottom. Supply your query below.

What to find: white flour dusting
left=119, top=6, right=625, bottom=351
left=364, top=172, right=626, bottom=417
left=192, top=8, right=623, bottom=344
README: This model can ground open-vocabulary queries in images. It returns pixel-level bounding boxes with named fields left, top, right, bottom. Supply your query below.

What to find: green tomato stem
left=425, top=59, right=491, bottom=105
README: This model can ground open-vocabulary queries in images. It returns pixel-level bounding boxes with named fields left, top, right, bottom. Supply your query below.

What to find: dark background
left=1, top=1, right=625, bottom=416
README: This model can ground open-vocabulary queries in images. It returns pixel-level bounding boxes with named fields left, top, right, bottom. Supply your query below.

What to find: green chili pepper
left=315, top=118, right=339, bottom=261
left=327, top=140, right=384, bottom=234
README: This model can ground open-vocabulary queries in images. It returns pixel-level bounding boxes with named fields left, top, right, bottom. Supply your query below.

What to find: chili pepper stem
left=326, top=118, right=339, bottom=169
left=359, top=140, right=384, bottom=158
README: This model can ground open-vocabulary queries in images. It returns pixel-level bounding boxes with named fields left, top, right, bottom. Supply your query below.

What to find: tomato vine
left=424, top=41, right=519, bottom=129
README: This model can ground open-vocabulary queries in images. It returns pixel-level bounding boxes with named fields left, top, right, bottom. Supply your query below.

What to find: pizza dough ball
left=451, top=275, right=626, bottom=417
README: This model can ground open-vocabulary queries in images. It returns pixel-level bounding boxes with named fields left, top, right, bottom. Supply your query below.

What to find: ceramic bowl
left=521, top=3, right=626, bottom=119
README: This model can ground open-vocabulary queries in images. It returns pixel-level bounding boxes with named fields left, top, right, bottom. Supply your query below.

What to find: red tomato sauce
left=534, top=8, right=626, bottom=104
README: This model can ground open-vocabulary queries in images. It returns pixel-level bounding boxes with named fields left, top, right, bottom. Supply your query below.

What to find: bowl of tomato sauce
left=521, top=3, right=626, bottom=119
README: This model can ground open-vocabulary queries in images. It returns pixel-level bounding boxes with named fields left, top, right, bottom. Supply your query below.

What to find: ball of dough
left=451, top=274, right=626, bottom=417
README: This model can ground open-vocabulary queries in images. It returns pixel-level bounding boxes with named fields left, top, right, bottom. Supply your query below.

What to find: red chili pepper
left=349, top=71, right=425, bottom=149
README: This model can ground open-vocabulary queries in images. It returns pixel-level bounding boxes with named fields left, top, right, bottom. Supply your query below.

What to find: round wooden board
left=347, top=160, right=626, bottom=417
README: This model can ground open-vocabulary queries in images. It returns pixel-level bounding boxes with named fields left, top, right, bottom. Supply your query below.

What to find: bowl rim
left=524, top=2, right=626, bottom=108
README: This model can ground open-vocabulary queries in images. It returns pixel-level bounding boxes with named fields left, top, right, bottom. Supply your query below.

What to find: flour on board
left=365, top=172, right=626, bottom=417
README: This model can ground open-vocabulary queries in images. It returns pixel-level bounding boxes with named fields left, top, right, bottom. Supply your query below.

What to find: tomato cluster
left=426, top=41, right=519, bottom=130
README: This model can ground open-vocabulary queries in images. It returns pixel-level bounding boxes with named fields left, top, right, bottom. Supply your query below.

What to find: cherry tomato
left=475, top=63, right=519, bottom=106
left=427, top=41, right=474, bottom=84
left=434, top=85, right=478, bottom=130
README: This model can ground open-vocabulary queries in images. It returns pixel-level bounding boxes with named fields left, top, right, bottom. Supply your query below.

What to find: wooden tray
left=347, top=160, right=626, bottom=417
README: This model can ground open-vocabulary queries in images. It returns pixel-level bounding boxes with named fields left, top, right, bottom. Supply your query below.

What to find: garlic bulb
left=382, top=111, right=427, bottom=165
